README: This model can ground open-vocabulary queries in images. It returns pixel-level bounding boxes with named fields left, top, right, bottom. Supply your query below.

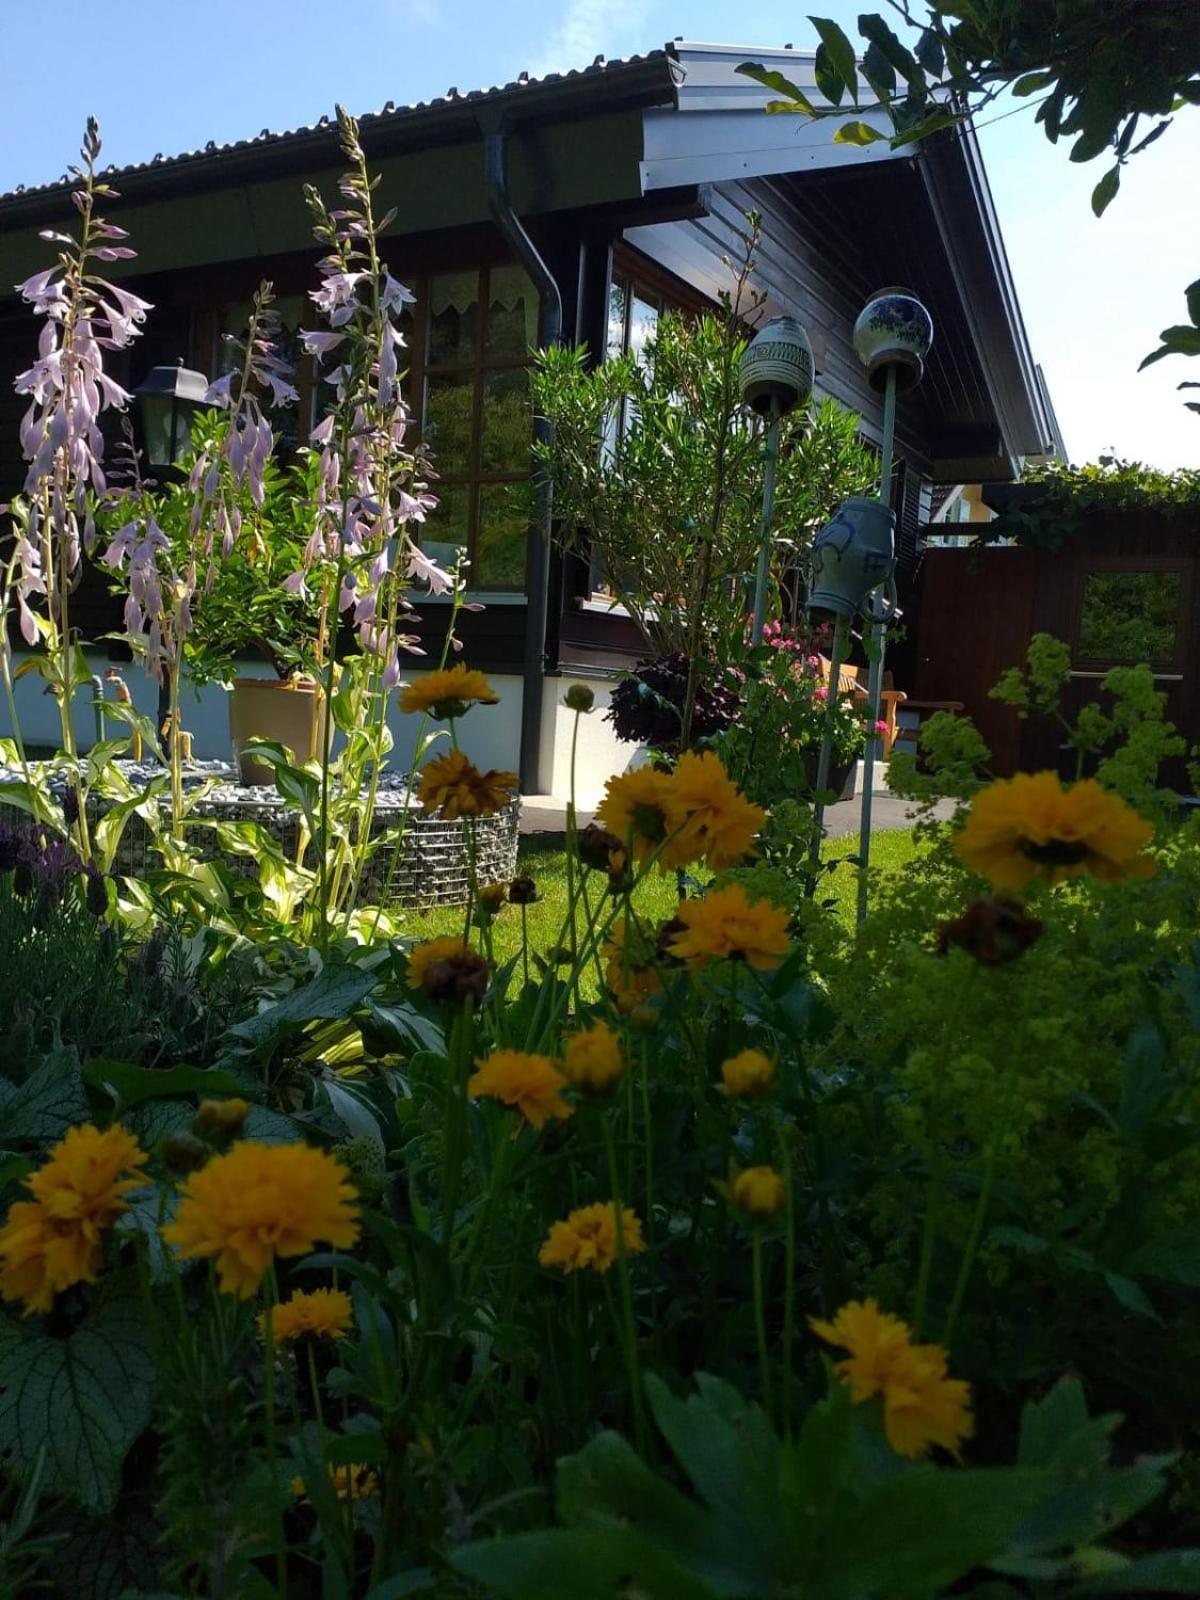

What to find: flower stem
left=600, top=1115, right=646, bottom=1454
left=752, top=1227, right=774, bottom=1425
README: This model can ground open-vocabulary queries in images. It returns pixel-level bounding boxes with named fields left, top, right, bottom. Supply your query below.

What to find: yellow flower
left=668, top=884, right=791, bottom=971
left=538, top=1202, right=646, bottom=1274
left=663, top=751, right=765, bottom=870
left=0, top=1124, right=149, bottom=1314
left=399, top=664, right=499, bottom=718
left=721, top=1048, right=775, bottom=1097
left=406, top=936, right=472, bottom=990
left=261, top=1287, right=353, bottom=1343
left=196, top=1098, right=250, bottom=1137
left=595, top=768, right=674, bottom=865
left=810, top=1298, right=974, bottom=1459
left=563, top=1021, right=626, bottom=1095
left=417, top=751, right=518, bottom=820
left=292, top=1464, right=379, bottom=1503
left=162, top=1141, right=360, bottom=1299
left=467, top=1049, right=574, bottom=1129
left=955, top=771, right=1154, bottom=891
left=601, top=918, right=665, bottom=1012
left=730, top=1165, right=786, bottom=1217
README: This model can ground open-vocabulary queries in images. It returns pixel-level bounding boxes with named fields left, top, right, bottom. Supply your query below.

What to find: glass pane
left=480, top=369, right=530, bottom=474
left=486, top=265, right=537, bottom=358
left=1078, top=570, right=1181, bottom=664
left=477, top=481, right=532, bottom=591
left=422, top=483, right=471, bottom=573
left=628, top=294, right=659, bottom=369
left=427, top=272, right=479, bottom=365
left=606, top=278, right=628, bottom=360
left=423, top=374, right=474, bottom=474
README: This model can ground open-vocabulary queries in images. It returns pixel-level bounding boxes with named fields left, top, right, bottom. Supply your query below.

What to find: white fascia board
left=641, top=41, right=900, bottom=192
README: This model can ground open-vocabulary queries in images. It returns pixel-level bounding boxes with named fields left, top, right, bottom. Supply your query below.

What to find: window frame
left=1069, top=554, right=1192, bottom=675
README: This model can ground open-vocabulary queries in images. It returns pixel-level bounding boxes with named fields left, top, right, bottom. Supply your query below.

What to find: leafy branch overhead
left=739, top=3, right=1200, bottom=386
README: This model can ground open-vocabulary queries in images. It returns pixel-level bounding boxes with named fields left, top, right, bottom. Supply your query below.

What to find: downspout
left=480, top=111, right=562, bottom=795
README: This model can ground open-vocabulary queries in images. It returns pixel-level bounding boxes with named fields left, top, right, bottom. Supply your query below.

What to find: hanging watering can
left=808, top=496, right=897, bottom=617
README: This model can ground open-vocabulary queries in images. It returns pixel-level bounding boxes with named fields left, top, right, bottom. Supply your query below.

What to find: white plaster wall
left=537, top=675, right=644, bottom=807
left=0, top=656, right=639, bottom=803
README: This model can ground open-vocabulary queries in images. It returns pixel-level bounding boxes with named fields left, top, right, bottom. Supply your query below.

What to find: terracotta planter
left=229, top=677, right=322, bottom=785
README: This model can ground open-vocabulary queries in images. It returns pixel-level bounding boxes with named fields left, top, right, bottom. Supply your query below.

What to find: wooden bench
left=818, top=657, right=963, bottom=757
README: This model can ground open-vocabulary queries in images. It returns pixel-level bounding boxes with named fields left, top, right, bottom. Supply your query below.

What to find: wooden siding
left=913, top=515, right=1200, bottom=781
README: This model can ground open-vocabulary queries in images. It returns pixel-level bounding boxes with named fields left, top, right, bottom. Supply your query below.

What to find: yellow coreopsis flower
left=662, top=751, right=765, bottom=870
left=292, top=1463, right=380, bottom=1503
left=595, top=767, right=675, bottom=866
left=261, top=1287, right=353, bottom=1343
left=721, top=1048, right=775, bottom=1097
left=668, top=884, right=791, bottom=971
left=955, top=771, right=1154, bottom=891
left=406, top=936, right=472, bottom=990
left=162, top=1141, right=360, bottom=1299
left=810, top=1298, right=974, bottom=1459
left=730, top=1165, right=786, bottom=1217
left=0, top=1123, right=149, bottom=1314
left=538, top=1201, right=647, bottom=1274
left=467, top=1049, right=574, bottom=1129
left=417, top=750, right=518, bottom=820
left=398, top=664, right=499, bottom=718
left=563, top=1020, right=626, bottom=1095
left=601, top=918, right=666, bottom=1013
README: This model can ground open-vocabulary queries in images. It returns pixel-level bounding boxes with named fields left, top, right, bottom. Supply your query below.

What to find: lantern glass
left=134, top=365, right=209, bottom=468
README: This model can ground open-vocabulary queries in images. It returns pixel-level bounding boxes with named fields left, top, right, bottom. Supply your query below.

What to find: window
left=413, top=264, right=537, bottom=593
left=1076, top=567, right=1184, bottom=668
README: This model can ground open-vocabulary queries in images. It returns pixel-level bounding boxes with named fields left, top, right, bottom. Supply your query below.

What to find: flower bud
left=508, top=875, right=539, bottom=905
left=477, top=883, right=507, bottom=918
left=163, top=1132, right=209, bottom=1173
left=564, top=683, right=595, bottom=714
left=196, top=1097, right=250, bottom=1138
left=421, top=951, right=491, bottom=1007
left=731, top=1165, right=785, bottom=1218
left=578, top=823, right=624, bottom=873
left=85, top=867, right=108, bottom=918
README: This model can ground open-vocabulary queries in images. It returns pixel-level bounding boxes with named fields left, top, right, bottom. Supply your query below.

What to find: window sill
left=411, top=591, right=526, bottom=607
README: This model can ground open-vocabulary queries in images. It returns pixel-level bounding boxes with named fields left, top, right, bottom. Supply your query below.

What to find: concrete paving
left=519, top=791, right=955, bottom=838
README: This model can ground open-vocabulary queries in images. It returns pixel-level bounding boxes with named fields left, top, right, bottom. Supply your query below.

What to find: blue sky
left=1, top=0, right=1196, bottom=469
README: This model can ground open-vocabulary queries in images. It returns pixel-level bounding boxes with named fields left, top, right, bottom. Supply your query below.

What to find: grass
left=403, top=826, right=924, bottom=971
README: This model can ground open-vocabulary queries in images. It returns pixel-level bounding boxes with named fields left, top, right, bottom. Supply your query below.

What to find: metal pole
left=806, top=612, right=850, bottom=894
left=749, top=399, right=782, bottom=646
left=856, top=365, right=898, bottom=926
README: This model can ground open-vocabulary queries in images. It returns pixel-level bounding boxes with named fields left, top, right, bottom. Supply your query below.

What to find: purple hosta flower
left=300, top=330, right=346, bottom=360
left=282, top=570, right=309, bottom=599
left=380, top=274, right=415, bottom=314
left=406, top=542, right=454, bottom=597
left=309, top=269, right=367, bottom=327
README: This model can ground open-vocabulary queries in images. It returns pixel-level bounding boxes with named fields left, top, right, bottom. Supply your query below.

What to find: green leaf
left=362, top=1574, right=438, bottom=1599
left=98, top=700, right=163, bottom=763
left=860, top=41, right=897, bottom=102
left=1117, top=1020, right=1173, bottom=1140
left=53, top=1509, right=163, bottom=1599
left=914, top=27, right=944, bottom=80
left=1012, top=71, right=1055, bottom=98
left=814, top=42, right=846, bottom=107
left=322, top=1077, right=384, bottom=1155
left=1103, top=1270, right=1159, bottom=1320
left=227, top=965, right=376, bottom=1052
left=0, top=1300, right=155, bottom=1512
left=833, top=120, right=885, bottom=146
left=450, top=1528, right=716, bottom=1600
left=780, top=1379, right=857, bottom=1565
left=857, top=14, right=922, bottom=87
left=0, top=779, right=62, bottom=830
left=273, top=760, right=321, bottom=833
left=0, top=1050, right=90, bottom=1146
left=1017, top=1378, right=1096, bottom=1470
left=82, top=1059, right=248, bottom=1110
left=1070, top=1550, right=1200, bottom=1594
left=1091, top=165, right=1121, bottom=216
left=735, top=62, right=817, bottom=115
left=809, top=17, right=860, bottom=104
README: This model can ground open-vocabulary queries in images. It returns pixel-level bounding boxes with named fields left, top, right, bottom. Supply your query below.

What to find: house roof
left=0, top=39, right=1058, bottom=474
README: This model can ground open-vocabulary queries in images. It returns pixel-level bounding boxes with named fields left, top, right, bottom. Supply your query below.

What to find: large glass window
left=1076, top=568, right=1183, bottom=666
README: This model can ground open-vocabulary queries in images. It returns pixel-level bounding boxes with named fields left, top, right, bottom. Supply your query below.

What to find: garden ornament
left=740, top=317, right=814, bottom=645
left=852, top=286, right=934, bottom=394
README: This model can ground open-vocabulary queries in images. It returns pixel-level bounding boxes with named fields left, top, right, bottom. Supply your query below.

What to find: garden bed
left=0, top=761, right=521, bottom=908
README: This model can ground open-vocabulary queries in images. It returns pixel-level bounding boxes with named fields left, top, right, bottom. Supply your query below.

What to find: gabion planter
left=1, top=763, right=521, bottom=910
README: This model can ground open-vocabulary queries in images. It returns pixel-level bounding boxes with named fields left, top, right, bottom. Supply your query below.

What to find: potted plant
left=151, top=420, right=326, bottom=782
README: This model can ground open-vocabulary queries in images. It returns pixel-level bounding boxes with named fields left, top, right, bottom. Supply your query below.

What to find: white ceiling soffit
left=641, top=42, right=902, bottom=193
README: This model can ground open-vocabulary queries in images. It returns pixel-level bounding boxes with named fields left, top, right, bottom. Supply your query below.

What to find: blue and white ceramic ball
left=852, top=287, right=933, bottom=393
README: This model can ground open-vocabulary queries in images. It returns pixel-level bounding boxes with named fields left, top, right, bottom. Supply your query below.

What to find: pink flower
left=813, top=686, right=828, bottom=701
left=874, top=719, right=888, bottom=736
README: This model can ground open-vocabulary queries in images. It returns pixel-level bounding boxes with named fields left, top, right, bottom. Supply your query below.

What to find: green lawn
left=403, top=826, right=923, bottom=966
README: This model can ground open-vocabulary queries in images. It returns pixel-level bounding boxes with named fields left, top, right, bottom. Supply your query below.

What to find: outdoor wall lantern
left=738, top=315, right=814, bottom=645
left=135, top=362, right=210, bottom=469
left=806, top=287, right=933, bottom=921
